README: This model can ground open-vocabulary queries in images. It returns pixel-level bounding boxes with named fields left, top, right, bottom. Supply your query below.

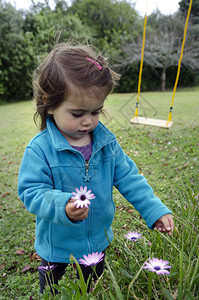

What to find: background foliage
left=0, top=0, right=199, bottom=102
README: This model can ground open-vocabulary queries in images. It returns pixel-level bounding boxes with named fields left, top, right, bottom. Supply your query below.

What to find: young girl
left=18, top=43, right=174, bottom=294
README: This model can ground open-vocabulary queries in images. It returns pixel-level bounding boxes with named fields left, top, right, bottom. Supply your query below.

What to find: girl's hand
left=65, top=199, right=89, bottom=221
left=154, top=214, right=174, bottom=236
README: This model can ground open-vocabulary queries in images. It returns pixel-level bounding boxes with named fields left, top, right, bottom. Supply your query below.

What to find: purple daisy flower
left=79, top=252, right=104, bottom=267
left=124, top=231, right=142, bottom=241
left=38, top=265, right=56, bottom=272
left=143, top=258, right=171, bottom=275
left=71, top=186, right=96, bottom=208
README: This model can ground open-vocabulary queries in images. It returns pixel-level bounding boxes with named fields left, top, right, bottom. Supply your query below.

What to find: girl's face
left=48, top=92, right=105, bottom=146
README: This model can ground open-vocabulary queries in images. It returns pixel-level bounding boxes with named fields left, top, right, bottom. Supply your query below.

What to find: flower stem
left=148, top=272, right=153, bottom=299
left=92, top=266, right=109, bottom=298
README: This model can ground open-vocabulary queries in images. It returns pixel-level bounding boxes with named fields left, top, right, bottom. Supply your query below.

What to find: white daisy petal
left=143, top=257, right=171, bottom=275
left=79, top=252, right=104, bottom=267
left=72, top=186, right=95, bottom=208
left=124, top=231, right=142, bottom=241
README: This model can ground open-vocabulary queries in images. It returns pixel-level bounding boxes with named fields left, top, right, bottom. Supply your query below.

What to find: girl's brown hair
left=33, top=43, right=120, bottom=130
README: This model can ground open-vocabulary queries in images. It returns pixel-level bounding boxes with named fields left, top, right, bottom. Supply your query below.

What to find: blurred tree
left=179, top=0, right=199, bottom=23
left=53, top=0, right=69, bottom=12
left=118, top=11, right=199, bottom=91
left=0, top=0, right=93, bottom=101
left=25, top=0, right=94, bottom=54
left=0, top=1, right=36, bottom=101
left=1, top=0, right=197, bottom=101
left=68, top=0, right=141, bottom=62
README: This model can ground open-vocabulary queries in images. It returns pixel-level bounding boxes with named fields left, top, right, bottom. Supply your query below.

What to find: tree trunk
left=161, top=66, right=166, bottom=91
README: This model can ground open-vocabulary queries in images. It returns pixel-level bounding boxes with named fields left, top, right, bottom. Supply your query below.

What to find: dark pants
left=39, top=251, right=105, bottom=294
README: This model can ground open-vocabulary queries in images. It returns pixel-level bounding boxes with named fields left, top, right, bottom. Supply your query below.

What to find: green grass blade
left=119, top=267, right=134, bottom=279
left=70, top=255, right=87, bottom=295
left=60, top=287, right=73, bottom=300
left=185, top=290, right=195, bottom=300
left=189, top=235, right=199, bottom=260
left=128, top=263, right=145, bottom=297
left=109, top=291, right=117, bottom=300
left=189, top=256, right=199, bottom=290
left=105, top=257, right=124, bottom=300
left=178, top=251, right=184, bottom=300
left=162, top=288, right=174, bottom=300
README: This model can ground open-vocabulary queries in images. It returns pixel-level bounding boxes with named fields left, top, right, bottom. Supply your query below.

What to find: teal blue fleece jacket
left=18, top=117, right=171, bottom=263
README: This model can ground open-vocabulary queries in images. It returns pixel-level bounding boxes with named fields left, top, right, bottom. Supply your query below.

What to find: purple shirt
left=72, top=140, right=93, bottom=161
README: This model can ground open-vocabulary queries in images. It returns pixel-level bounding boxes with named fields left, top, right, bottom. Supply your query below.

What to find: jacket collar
left=46, top=116, right=116, bottom=152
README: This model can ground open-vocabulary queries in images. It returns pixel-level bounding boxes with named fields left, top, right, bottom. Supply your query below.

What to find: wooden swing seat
left=129, top=1, right=192, bottom=130
left=130, top=116, right=173, bottom=129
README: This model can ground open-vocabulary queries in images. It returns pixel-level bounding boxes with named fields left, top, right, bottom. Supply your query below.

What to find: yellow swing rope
left=133, top=0, right=193, bottom=127
left=166, top=0, right=193, bottom=126
left=133, top=0, right=148, bottom=120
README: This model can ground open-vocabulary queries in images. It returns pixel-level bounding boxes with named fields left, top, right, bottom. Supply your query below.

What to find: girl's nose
left=81, top=114, right=92, bottom=126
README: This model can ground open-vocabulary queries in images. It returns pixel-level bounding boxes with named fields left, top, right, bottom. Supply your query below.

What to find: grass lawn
left=0, top=88, right=198, bottom=299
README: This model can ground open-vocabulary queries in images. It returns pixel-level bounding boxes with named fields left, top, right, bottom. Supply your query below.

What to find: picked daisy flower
left=71, top=186, right=95, bottom=208
left=79, top=252, right=104, bottom=267
left=143, top=258, right=171, bottom=275
left=124, top=231, right=142, bottom=241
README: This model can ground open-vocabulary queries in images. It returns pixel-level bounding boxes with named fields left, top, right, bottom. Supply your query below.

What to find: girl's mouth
left=79, top=129, right=91, bottom=134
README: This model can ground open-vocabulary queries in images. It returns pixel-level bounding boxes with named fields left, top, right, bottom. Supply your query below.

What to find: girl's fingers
left=168, top=216, right=174, bottom=232
left=155, top=215, right=174, bottom=236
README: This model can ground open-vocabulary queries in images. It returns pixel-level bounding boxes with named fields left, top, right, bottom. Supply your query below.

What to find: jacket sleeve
left=18, top=146, right=77, bottom=226
left=113, top=142, right=172, bottom=229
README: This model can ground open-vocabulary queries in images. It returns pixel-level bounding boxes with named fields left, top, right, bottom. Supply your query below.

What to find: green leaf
left=190, top=255, right=199, bottom=290
left=70, top=255, right=87, bottom=295
left=185, top=290, right=195, bottom=300
left=119, top=267, right=134, bottom=279
left=87, top=295, right=98, bottom=300
left=79, top=295, right=88, bottom=300
left=162, top=288, right=174, bottom=300
left=68, top=281, right=80, bottom=293
left=52, top=283, right=61, bottom=292
left=108, top=291, right=116, bottom=300
left=75, top=290, right=81, bottom=299
left=60, top=287, right=73, bottom=300
left=105, top=257, right=124, bottom=300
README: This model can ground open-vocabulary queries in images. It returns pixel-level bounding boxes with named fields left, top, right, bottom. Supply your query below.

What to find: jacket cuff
left=58, top=193, right=85, bottom=226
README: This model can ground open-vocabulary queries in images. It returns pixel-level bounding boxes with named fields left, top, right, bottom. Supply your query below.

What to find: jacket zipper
left=70, top=140, right=115, bottom=253
left=84, top=162, right=92, bottom=253
left=84, top=162, right=91, bottom=182
left=85, top=163, right=89, bottom=175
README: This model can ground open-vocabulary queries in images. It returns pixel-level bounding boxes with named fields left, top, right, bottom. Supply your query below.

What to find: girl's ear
left=47, top=108, right=54, bottom=115
left=42, top=95, right=47, bottom=105
left=42, top=96, right=53, bottom=114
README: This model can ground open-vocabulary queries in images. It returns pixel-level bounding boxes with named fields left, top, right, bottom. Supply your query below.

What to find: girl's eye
left=71, top=109, right=101, bottom=118
left=92, top=110, right=101, bottom=115
left=72, top=113, right=83, bottom=118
